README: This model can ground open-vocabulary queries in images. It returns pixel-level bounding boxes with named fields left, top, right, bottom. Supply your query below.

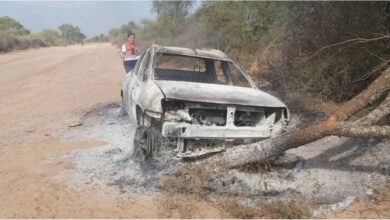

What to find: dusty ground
left=0, top=44, right=225, bottom=218
left=0, top=43, right=389, bottom=218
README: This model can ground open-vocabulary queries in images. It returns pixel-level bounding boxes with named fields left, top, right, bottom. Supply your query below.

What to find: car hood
left=154, top=80, right=287, bottom=108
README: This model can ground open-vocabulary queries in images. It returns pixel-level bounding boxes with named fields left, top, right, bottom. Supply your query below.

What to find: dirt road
left=0, top=44, right=225, bottom=218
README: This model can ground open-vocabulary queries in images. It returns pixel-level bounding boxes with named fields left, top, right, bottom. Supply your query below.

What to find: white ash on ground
left=50, top=103, right=390, bottom=216
left=52, top=103, right=181, bottom=198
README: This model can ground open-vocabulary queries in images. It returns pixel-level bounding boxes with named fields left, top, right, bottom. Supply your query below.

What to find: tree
left=196, top=2, right=390, bottom=101
left=37, top=29, right=63, bottom=45
left=0, top=16, right=30, bottom=35
left=151, top=1, right=194, bottom=37
left=108, top=21, right=140, bottom=46
left=107, top=2, right=390, bottom=102
left=152, top=1, right=193, bottom=17
left=58, top=24, right=86, bottom=44
left=86, top=34, right=108, bottom=43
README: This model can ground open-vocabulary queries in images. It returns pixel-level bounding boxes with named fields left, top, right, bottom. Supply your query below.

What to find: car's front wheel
left=132, top=126, right=163, bottom=161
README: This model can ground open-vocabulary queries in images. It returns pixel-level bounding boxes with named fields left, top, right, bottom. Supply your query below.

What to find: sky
left=0, top=1, right=155, bottom=37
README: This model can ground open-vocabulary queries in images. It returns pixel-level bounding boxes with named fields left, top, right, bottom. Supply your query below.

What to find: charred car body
left=121, top=45, right=289, bottom=159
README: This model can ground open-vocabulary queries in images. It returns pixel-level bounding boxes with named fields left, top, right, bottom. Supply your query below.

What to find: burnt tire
left=132, top=126, right=163, bottom=161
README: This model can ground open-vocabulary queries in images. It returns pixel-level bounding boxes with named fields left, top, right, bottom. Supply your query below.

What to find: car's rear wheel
left=132, top=126, right=163, bottom=161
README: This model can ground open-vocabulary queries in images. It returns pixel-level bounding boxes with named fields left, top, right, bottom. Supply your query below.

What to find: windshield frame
left=151, top=51, right=257, bottom=89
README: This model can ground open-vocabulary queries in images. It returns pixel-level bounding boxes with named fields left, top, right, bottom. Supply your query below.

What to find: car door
left=125, top=50, right=146, bottom=122
left=128, top=49, right=151, bottom=123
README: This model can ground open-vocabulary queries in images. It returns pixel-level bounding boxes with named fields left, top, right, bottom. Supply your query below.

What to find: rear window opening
left=154, top=52, right=252, bottom=88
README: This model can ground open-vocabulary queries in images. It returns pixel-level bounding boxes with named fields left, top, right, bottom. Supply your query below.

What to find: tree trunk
left=333, top=124, right=390, bottom=139
left=208, top=66, right=390, bottom=169
left=358, top=93, right=390, bottom=125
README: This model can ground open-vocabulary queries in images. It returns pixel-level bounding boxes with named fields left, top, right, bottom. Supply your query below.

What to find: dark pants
left=123, top=60, right=137, bottom=73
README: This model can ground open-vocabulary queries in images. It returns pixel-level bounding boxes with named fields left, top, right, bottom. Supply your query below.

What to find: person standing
left=121, top=32, right=141, bottom=73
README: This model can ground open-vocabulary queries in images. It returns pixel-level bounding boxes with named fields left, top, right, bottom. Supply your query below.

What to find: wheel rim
left=133, top=127, right=162, bottom=161
left=133, top=128, right=148, bottom=161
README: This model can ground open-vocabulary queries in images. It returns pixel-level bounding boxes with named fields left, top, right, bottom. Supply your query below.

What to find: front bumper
left=161, top=122, right=271, bottom=139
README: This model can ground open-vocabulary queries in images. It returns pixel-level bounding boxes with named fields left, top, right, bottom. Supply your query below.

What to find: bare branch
left=310, top=35, right=390, bottom=59
left=365, top=49, right=388, bottom=62
left=380, top=25, right=390, bottom=36
left=354, top=60, right=390, bottom=83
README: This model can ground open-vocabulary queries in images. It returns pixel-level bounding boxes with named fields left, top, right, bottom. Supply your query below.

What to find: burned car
left=121, top=45, right=289, bottom=160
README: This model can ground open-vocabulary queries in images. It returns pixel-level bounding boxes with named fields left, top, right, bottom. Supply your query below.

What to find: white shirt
left=121, top=44, right=139, bottom=61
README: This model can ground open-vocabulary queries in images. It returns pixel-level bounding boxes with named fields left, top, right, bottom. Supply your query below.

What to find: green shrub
left=37, top=29, right=65, bottom=46
left=0, top=17, right=85, bottom=53
left=0, top=16, right=30, bottom=36
left=0, top=32, right=19, bottom=52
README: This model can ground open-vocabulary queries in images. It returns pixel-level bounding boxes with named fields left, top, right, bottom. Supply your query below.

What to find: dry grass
left=157, top=165, right=225, bottom=218
left=218, top=199, right=266, bottom=219
left=156, top=195, right=196, bottom=218
left=159, top=164, right=312, bottom=218
left=265, top=201, right=312, bottom=219
left=328, top=184, right=390, bottom=218
left=159, top=165, right=211, bottom=199
left=236, top=159, right=274, bottom=173
left=219, top=199, right=312, bottom=219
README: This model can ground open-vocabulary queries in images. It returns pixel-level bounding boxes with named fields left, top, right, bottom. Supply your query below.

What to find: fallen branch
left=333, top=123, right=390, bottom=139
left=358, top=93, right=390, bottom=125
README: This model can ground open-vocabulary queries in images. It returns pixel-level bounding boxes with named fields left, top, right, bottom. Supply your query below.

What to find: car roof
left=151, top=44, right=233, bottom=61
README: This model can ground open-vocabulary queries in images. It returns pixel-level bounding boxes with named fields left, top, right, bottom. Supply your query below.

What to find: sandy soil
left=0, top=44, right=226, bottom=218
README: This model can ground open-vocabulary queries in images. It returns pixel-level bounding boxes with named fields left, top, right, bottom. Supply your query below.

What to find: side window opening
left=133, top=50, right=146, bottom=75
left=223, top=62, right=251, bottom=88
left=214, top=61, right=228, bottom=84
left=138, top=51, right=151, bottom=80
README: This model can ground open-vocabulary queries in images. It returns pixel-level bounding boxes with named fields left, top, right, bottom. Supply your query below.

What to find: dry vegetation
left=159, top=164, right=312, bottom=218
left=326, top=184, right=390, bottom=218
left=219, top=199, right=311, bottom=219
left=159, top=165, right=211, bottom=198
left=110, top=2, right=390, bottom=105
